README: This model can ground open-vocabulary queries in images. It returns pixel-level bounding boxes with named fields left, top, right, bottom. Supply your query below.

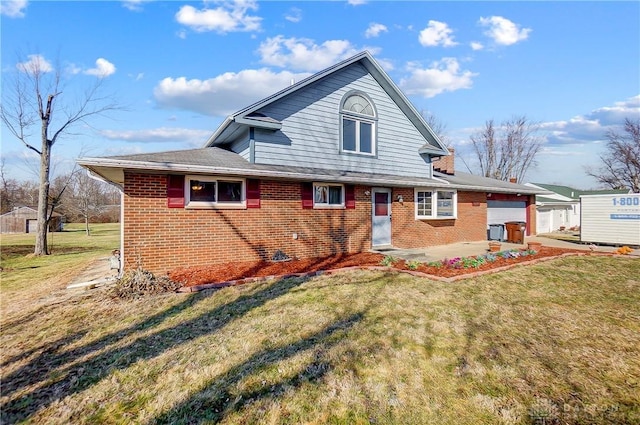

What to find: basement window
left=186, top=176, right=245, bottom=209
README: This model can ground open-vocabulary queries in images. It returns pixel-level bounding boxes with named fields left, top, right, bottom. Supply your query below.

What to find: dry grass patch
left=1, top=254, right=639, bottom=424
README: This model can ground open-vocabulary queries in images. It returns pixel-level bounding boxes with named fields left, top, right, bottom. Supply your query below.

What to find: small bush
left=111, top=268, right=183, bottom=299
left=380, top=255, right=397, bottom=267
left=407, top=260, right=422, bottom=270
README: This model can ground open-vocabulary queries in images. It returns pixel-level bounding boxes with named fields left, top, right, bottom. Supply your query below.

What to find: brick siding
left=390, top=188, right=488, bottom=248
left=122, top=172, right=513, bottom=275
left=123, top=172, right=371, bottom=274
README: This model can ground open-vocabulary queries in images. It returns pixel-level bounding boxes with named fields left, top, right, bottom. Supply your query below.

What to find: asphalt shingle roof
left=94, top=147, right=543, bottom=194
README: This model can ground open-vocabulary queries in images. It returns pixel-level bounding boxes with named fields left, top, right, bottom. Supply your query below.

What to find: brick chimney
left=509, top=177, right=517, bottom=183
left=433, top=148, right=455, bottom=175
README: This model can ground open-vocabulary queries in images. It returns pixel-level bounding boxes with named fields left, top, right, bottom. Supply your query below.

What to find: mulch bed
left=168, top=246, right=592, bottom=288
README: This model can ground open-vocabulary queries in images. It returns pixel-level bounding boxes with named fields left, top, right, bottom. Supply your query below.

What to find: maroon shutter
left=301, top=182, right=314, bottom=209
left=167, top=175, right=185, bottom=208
left=246, top=179, right=260, bottom=208
left=345, top=184, right=355, bottom=209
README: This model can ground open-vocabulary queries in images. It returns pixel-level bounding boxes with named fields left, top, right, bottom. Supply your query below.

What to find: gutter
left=77, top=157, right=544, bottom=195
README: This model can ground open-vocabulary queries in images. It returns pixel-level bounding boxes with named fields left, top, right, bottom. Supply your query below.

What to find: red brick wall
left=122, top=172, right=371, bottom=274
left=390, top=188, right=488, bottom=248
left=123, top=172, right=504, bottom=274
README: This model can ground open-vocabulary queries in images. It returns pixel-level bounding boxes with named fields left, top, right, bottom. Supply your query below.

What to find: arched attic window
left=340, top=92, right=377, bottom=155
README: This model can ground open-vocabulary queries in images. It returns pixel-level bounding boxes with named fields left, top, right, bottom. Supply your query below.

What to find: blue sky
left=2, top=0, right=639, bottom=189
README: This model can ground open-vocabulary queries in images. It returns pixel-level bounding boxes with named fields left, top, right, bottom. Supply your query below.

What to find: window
left=340, top=93, right=376, bottom=155
left=186, top=176, right=245, bottom=208
left=314, top=183, right=344, bottom=208
left=415, top=189, right=457, bottom=219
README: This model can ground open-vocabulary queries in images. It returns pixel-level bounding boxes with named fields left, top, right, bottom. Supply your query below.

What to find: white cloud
left=121, top=0, right=151, bottom=12
left=478, top=16, right=531, bottom=46
left=347, top=0, right=367, bottom=5
left=257, top=36, right=362, bottom=72
left=399, top=58, right=477, bottom=98
left=84, top=58, right=116, bottom=78
left=100, top=127, right=212, bottom=144
left=470, top=41, right=484, bottom=51
left=542, top=95, right=640, bottom=146
left=16, top=54, right=52, bottom=73
left=175, top=1, right=261, bottom=33
left=129, top=72, right=144, bottom=81
left=285, top=7, right=302, bottom=23
left=418, top=20, right=458, bottom=47
left=153, top=68, right=311, bottom=116
left=375, top=57, right=395, bottom=72
left=365, top=23, right=388, bottom=39
left=1, top=0, right=27, bottom=18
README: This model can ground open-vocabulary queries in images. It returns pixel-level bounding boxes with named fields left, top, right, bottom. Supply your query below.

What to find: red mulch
left=168, top=247, right=590, bottom=287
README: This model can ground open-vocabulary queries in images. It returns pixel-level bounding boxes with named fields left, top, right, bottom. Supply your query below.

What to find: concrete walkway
left=66, top=256, right=119, bottom=290
left=372, top=235, right=638, bottom=263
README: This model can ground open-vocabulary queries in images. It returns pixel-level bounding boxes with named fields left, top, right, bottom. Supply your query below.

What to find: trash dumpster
left=488, top=224, right=505, bottom=241
left=505, top=221, right=526, bottom=244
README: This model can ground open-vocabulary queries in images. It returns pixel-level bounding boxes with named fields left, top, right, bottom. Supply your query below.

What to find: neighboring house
left=524, top=183, right=630, bottom=233
left=78, top=52, right=543, bottom=275
left=0, top=207, right=64, bottom=234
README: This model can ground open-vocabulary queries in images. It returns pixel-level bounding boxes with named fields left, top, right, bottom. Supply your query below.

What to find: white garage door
left=537, top=208, right=552, bottom=234
left=487, top=201, right=526, bottom=226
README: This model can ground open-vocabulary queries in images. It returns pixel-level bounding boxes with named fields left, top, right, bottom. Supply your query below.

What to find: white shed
left=580, top=194, right=640, bottom=246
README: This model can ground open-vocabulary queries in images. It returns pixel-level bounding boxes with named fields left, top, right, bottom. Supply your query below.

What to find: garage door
left=27, top=219, right=37, bottom=233
left=487, top=201, right=526, bottom=226
left=537, top=208, right=552, bottom=234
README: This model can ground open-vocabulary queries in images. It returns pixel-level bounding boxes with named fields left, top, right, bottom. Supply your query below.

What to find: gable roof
left=0, top=206, right=62, bottom=218
left=529, top=183, right=630, bottom=200
left=204, top=51, right=449, bottom=157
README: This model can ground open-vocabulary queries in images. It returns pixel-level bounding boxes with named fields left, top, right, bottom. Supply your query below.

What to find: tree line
left=1, top=162, right=121, bottom=234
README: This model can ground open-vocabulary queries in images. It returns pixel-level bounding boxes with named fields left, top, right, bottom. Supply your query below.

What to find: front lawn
left=1, top=253, right=639, bottom=424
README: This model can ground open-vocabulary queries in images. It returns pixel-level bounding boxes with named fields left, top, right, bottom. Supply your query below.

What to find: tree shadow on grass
left=151, top=311, right=364, bottom=425
left=1, top=276, right=311, bottom=424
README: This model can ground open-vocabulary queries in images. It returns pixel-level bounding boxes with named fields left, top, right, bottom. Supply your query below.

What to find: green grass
left=1, top=223, right=120, bottom=309
left=1, top=233, right=639, bottom=424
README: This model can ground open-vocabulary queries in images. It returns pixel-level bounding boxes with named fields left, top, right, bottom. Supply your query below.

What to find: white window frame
left=341, top=115, right=376, bottom=156
left=340, top=92, right=377, bottom=156
left=313, top=183, right=345, bottom=209
left=414, top=188, right=457, bottom=219
left=185, top=176, right=246, bottom=209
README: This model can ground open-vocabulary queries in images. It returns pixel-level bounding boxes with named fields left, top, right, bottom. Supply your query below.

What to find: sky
left=1, top=0, right=639, bottom=189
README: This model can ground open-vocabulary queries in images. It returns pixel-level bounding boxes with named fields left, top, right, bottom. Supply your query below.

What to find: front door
left=372, top=188, right=392, bottom=246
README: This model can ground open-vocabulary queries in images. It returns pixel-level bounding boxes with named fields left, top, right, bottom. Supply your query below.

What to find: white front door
left=372, top=188, right=392, bottom=246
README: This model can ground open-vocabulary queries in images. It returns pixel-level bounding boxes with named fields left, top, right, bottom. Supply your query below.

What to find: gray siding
left=252, top=64, right=432, bottom=178
left=229, top=132, right=250, bottom=161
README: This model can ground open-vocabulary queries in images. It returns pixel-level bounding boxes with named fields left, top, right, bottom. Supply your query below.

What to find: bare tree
left=68, top=171, right=112, bottom=235
left=1, top=53, right=118, bottom=254
left=469, top=116, right=543, bottom=183
left=586, top=118, right=640, bottom=192
left=0, top=159, right=40, bottom=214
left=420, top=110, right=449, bottom=146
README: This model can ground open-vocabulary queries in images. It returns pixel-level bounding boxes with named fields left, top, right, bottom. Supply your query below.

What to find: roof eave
left=78, top=157, right=546, bottom=194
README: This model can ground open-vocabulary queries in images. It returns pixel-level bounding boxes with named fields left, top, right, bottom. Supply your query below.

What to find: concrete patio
left=372, top=234, right=635, bottom=263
